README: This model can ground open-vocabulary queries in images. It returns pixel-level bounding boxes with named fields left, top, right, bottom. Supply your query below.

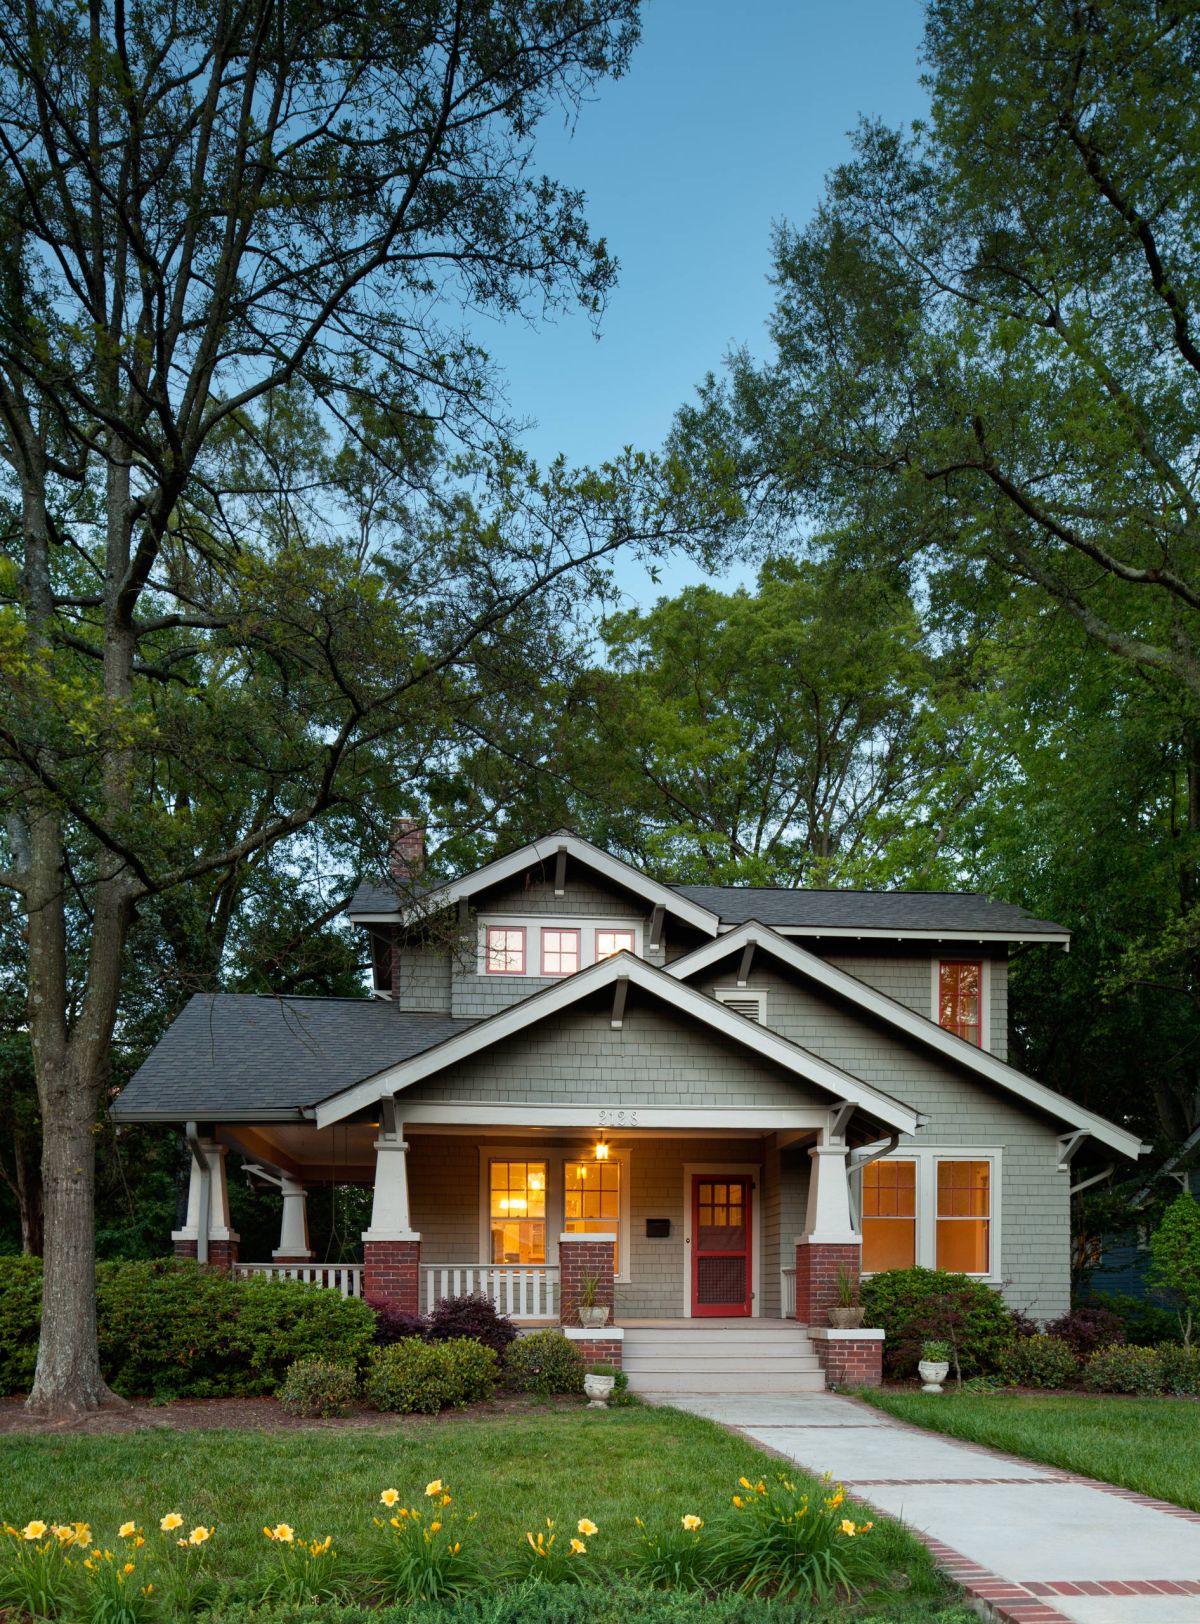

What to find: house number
left=597, top=1109, right=638, bottom=1127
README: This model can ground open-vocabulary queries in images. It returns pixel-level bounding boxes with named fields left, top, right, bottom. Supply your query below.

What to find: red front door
left=691, top=1175, right=752, bottom=1316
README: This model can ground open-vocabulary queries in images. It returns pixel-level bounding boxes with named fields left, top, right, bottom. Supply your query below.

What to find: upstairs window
left=541, top=928, right=580, bottom=977
left=485, top=926, right=525, bottom=975
left=938, top=960, right=982, bottom=1045
left=596, top=928, right=635, bottom=961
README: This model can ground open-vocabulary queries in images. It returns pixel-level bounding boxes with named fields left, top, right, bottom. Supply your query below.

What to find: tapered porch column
left=362, top=1129, right=421, bottom=1312
left=273, top=1176, right=314, bottom=1262
left=793, top=1137, right=859, bottom=1325
left=172, top=1138, right=239, bottom=1268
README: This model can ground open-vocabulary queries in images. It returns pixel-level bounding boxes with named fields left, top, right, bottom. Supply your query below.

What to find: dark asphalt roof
left=111, top=994, right=476, bottom=1121
left=670, top=885, right=1067, bottom=935
left=345, top=874, right=1067, bottom=937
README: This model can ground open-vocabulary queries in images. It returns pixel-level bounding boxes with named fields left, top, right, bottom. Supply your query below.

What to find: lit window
left=489, top=1161, right=545, bottom=1263
left=485, top=926, right=525, bottom=975
left=564, top=1159, right=621, bottom=1271
left=541, top=928, right=580, bottom=977
left=939, top=961, right=982, bottom=1045
left=596, top=929, right=635, bottom=961
left=861, top=1160, right=916, bottom=1271
left=936, top=1160, right=990, bottom=1273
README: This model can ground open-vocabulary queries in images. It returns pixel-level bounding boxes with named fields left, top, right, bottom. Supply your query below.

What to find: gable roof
left=312, top=950, right=920, bottom=1135
left=666, top=922, right=1144, bottom=1160
left=110, top=995, right=476, bottom=1122
left=671, top=885, right=1069, bottom=943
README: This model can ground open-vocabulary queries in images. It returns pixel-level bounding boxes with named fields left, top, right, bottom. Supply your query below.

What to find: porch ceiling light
left=594, top=1133, right=610, bottom=1162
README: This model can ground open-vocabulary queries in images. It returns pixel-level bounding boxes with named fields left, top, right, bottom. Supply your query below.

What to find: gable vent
left=714, top=987, right=765, bottom=1024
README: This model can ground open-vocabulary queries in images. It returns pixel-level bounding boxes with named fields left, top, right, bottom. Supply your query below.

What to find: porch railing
left=780, top=1265, right=796, bottom=1319
left=422, top=1264, right=559, bottom=1320
left=234, top=1261, right=364, bottom=1298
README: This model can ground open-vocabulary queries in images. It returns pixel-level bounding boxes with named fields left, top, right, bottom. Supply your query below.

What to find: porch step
left=621, top=1324, right=826, bottom=1396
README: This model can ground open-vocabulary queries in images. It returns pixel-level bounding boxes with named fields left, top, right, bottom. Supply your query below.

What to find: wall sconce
left=594, top=1132, right=609, bottom=1162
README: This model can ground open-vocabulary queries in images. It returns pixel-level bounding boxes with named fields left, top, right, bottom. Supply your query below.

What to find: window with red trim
left=938, top=960, right=982, bottom=1045
left=541, top=928, right=580, bottom=976
left=596, top=928, right=635, bottom=961
left=485, top=926, right=525, bottom=974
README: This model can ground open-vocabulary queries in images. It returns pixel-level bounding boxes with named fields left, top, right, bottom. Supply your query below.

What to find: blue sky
left=482, top=0, right=929, bottom=605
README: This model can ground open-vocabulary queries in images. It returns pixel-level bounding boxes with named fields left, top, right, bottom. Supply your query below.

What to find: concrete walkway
left=664, top=1392, right=1200, bottom=1624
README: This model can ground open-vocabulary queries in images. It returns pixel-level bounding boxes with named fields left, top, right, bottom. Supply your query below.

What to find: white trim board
left=735, top=925, right=1072, bottom=947
left=313, top=950, right=919, bottom=1135
left=666, top=921, right=1145, bottom=1162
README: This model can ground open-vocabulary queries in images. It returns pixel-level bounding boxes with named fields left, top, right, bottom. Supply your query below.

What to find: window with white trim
left=478, top=1146, right=631, bottom=1281
left=858, top=1150, right=998, bottom=1278
left=485, top=926, right=525, bottom=975
left=563, top=1158, right=622, bottom=1270
left=488, top=1159, right=545, bottom=1263
left=937, top=960, right=983, bottom=1045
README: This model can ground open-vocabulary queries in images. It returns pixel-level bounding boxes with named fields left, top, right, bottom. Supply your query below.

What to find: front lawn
left=863, top=1388, right=1200, bottom=1511
left=0, top=1405, right=971, bottom=1621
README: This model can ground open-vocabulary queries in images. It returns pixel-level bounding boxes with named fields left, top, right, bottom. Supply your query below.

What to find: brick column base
left=794, top=1240, right=861, bottom=1324
left=172, top=1238, right=239, bottom=1268
left=363, top=1238, right=421, bottom=1313
left=563, top=1332, right=623, bottom=1370
left=271, top=1255, right=314, bottom=1265
left=809, top=1328, right=883, bottom=1388
left=558, top=1234, right=616, bottom=1326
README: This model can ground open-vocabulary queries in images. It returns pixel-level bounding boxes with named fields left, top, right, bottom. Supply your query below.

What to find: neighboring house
left=111, top=828, right=1145, bottom=1392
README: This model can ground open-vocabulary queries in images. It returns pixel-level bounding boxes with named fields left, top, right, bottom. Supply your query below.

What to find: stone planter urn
left=827, top=1307, right=865, bottom=1330
left=578, top=1305, right=610, bottom=1330
left=918, top=1358, right=950, bottom=1393
left=583, top=1372, right=616, bottom=1408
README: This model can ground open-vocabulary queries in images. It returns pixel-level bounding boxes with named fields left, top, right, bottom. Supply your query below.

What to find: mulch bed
left=0, top=1392, right=584, bottom=1436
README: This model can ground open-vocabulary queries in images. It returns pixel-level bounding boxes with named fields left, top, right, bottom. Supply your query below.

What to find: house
left=111, top=827, right=1146, bottom=1391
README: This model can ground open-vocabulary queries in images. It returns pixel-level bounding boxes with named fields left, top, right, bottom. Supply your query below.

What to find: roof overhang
left=724, top=925, right=1071, bottom=948
left=347, top=832, right=721, bottom=935
left=668, top=922, right=1144, bottom=1161
left=313, top=950, right=919, bottom=1135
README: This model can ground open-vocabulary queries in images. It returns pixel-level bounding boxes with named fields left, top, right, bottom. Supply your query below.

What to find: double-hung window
left=938, top=960, right=982, bottom=1045
left=541, top=928, right=580, bottom=976
left=563, top=1158, right=622, bottom=1270
left=485, top=926, right=525, bottom=975
left=489, top=1160, right=546, bottom=1264
left=596, top=928, right=635, bottom=961
left=860, top=1152, right=996, bottom=1277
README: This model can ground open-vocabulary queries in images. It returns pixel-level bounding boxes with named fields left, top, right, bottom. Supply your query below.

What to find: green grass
left=0, top=1404, right=971, bottom=1621
left=863, top=1388, right=1200, bottom=1511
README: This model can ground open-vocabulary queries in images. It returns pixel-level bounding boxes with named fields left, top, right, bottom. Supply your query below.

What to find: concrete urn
left=827, top=1307, right=865, bottom=1330
left=578, top=1305, right=610, bottom=1330
left=583, top=1372, right=615, bottom=1408
left=918, top=1359, right=950, bottom=1393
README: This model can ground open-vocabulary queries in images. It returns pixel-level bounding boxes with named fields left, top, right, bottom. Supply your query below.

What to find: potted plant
left=827, top=1266, right=864, bottom=1329
left=583, top=1362, right=617, bottom=1407
left=918, top=1339, right=952, bottom=1393
left=577, top=1271, right=610, bottom=1329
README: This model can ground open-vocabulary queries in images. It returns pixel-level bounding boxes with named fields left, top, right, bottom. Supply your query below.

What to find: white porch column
left=362, top=1134, right=421, bottom=1242
left=171, top=1139, right=238, bottom=1260
left=273, top=1175, right=313, bottom=1260
left=801, top=1141, right=859, bottom=1245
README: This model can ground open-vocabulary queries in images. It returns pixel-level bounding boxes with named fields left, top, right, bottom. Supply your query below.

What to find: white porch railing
left=422, top=1264, right=559, bottom=1320
left=780, top=1265, right=796, bottom=1319
left=234, top=1261, right=364, bottom=1298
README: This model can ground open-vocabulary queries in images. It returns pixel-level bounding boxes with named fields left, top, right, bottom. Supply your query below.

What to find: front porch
left=174, top=1110, right=887, bottom=1390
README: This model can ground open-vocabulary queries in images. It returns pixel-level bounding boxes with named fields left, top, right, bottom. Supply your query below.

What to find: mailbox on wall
left=645, top=1218, right=671, bottom=1238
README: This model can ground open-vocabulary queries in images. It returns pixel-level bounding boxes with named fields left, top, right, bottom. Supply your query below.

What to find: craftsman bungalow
left=111, top=829, right=1145, bottom=1391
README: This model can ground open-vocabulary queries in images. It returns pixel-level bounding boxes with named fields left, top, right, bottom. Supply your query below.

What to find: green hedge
left=0, top=1255, right=376, bottom=1399
left=364, top=1337, right=498, bottom=1413
left=859, top=1266, right=1018, bottom=1377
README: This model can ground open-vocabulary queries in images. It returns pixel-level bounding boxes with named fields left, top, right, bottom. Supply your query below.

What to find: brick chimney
left=389, top=818, right=426, bottom=884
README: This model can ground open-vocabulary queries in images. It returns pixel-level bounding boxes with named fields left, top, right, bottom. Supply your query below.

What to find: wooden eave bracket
left=649, top=903, right=665, bottom=951
left=828, top=1100, right=856, bottom=1142
left=554, top=846, right=567, bottom=898
left=736, top=940, right=756, bottom=987
left=611, top=973, right=629, bottom=1030
left=1057, top=1130, right=1089, bottom=1171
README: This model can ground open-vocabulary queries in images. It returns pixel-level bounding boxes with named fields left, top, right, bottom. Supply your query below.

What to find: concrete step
left=623, top=1351, right=821, bottom=1370
left=627, top=1369, right=826, bottom=1394
left=624, top=1333, right=816, bottom=1352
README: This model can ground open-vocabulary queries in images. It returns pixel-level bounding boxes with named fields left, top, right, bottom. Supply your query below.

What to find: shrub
left=1149, top=1193, right=1200, bottom=1343
left=364, top=1338, right=497, bottom=1414
left=859, top=1267, right=1017, bottom=1378
left=427, top=1293, right=518, bottom=1356
left=368, top=1299, right=428, bottom=1346
left=1044, top=1306, right=1126, bottom=1361
left=278, top=1358, right=359, bottom=1418
left=503, top=1331, right=585, bottom=1396
left=1083, top=1343, right=1165, bottom=1395
left=1087, top=1291, right=1182, bottom=1348
left=997, top=1335, right=1077, bottom=1389
left=231, top=1276, right=378, bottom=1388
left=0, top=1255, right=42, bottom=1396
left=1159, top=1342, right=1200, bottom=1396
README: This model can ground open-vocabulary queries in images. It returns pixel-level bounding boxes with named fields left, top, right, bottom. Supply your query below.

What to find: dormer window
left=596, top=929, right=635, bottom=961
left=938, top=960, right=982, bottom=1045
left=485, top=926, right=525, bottom=975
left=541, top=928, right=580, bottom=976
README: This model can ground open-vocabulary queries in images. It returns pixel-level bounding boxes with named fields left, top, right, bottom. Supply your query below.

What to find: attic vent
left=714, top=987, right=765, bottom=1024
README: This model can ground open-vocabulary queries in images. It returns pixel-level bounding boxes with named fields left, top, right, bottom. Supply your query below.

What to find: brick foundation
left=570, top=1336, right=623, bottom=1370
left=809, top=1328, right=883, bottom=1388
left=173, top=1239, right=198, bottom=1260
left=172, top=1237, right=239, bottom=1268
left=271, top=1254, right=314, bottom=1264
left=558, top=1234, right=615, bottom=1326
left=793, top=1240, right=860, bottom=1325
left=363, top=1238, right=421, bottom=1313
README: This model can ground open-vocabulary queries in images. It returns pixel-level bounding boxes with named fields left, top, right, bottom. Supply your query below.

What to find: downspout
left=847, top=1134, right=901, bottom=1231
left=185, top=1122, right=211, bottom=1265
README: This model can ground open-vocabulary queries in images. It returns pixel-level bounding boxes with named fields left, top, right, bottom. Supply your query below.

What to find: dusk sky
left=484, top=0, right=929, bottom=603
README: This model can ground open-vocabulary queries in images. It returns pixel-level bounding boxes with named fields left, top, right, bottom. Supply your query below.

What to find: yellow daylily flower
left=738, top=1477, right=752, bottom=1490
left=681, top=1515, right=703, bottom=1532
left=731, top=1496, right=743, bottom=1509
left=22, top=1522, right=47, bottom=1542
left=188, top=1527, right=211, bottom=1546
left=429, top=1522, right=442, bottom=1534
left=160, top=1514, right=183, bottom=1533
left=451, top=1541, right=461, bottom=1555
left=271, top=1525, right=295, bottom=1544
left=119, top=1522, right=137, bottom=1539
left=424, top=1480, right=443, bottom=1498
left=177, top=1539, right=189, bottom=1549
left=73, top=1523, right=92, bottom=1549
left=839, top=1519, right=857, bottom=1537
left=577, top=1518, right=598, bottom=1537
left=569, top=1538, right=586, bottom=1555
left=380, top=1489, right=400, bottom=1508
left=123, top=1562, right=136, bottom=1575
